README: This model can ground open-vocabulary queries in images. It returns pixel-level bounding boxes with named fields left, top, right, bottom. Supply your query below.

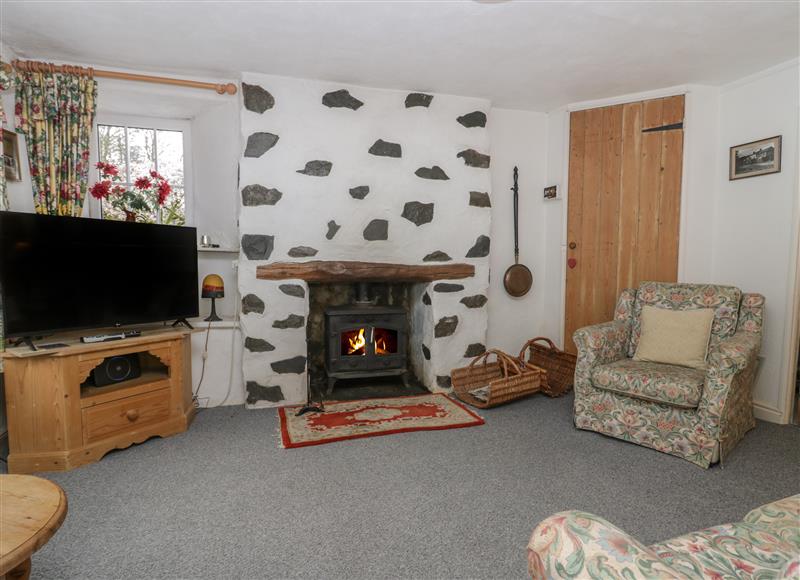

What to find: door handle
left=569, top=242, right=577, bottom=250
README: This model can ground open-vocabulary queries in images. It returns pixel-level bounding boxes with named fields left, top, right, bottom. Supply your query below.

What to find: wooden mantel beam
left=256, top=261, right=475, bottom=283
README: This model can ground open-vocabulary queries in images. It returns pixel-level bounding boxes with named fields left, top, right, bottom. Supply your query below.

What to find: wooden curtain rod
left=3, top=59, right=237, bottom=95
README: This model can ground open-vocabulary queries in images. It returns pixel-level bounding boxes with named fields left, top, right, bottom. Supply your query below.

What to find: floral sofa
left=573, top=282, right=764, bottom=468
left=527, top=494, right=800, bottom=579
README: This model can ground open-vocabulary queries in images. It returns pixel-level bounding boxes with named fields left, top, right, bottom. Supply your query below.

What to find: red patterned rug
left=278, top=394, right=484, bottom=448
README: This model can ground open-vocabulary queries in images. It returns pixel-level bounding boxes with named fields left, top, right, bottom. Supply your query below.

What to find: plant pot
left=123, top=210, right=137, bottom=222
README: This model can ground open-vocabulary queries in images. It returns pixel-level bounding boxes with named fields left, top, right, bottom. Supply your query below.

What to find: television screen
left=0, top=212, right=199, bottom=337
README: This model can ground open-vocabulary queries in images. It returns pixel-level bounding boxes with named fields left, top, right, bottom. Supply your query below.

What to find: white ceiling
left=2, top=1, right=798, bottom=111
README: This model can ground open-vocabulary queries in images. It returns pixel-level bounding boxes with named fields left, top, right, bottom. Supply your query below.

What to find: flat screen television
left=0, top=212, right=199, bottom=337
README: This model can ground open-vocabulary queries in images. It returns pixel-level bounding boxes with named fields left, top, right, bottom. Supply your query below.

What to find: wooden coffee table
left=0, top=475, right=67, bottom=579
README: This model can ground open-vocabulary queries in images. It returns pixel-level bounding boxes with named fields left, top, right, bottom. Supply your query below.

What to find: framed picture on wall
left=729, top=135, right=782, bottom=180
left=2, top=129, right=22, bottom=182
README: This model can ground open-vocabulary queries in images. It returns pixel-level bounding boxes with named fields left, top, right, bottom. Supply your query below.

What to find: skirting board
left=753, top=401, right=784, bottom=424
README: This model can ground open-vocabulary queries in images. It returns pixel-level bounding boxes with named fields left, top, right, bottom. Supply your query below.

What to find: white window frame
left=90, top=113, right=194, bottom=226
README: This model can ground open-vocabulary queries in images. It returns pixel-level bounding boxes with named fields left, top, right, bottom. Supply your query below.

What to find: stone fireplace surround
left=238, top=73, right=492, bottom=408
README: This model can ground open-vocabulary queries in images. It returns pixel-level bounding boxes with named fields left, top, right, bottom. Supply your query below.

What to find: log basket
left=519, top=337, right=577, bottom=397
left=451, top=349, right=545, bottom=409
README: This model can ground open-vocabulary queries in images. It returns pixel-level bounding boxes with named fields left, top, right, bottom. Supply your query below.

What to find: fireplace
left=324, top=283, right=409, bottom=394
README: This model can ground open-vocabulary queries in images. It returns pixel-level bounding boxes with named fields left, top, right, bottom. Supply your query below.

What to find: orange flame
left=347, top=328, right=366, bottom=355
left=375, top=337, right=389, bottom=355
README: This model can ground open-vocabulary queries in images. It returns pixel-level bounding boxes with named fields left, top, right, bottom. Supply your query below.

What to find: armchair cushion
left=628, top=282, right=742, bottom=357
left=591, top=359, right=705, bottom=409
left=633, top=305, right=715, bottom=369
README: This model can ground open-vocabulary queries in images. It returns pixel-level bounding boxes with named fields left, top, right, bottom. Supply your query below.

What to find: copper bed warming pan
left=503, top=166, right=533, bottom=297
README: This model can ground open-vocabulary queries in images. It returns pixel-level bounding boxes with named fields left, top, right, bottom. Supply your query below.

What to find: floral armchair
left=527, top=494, right=800, bottom=579
left=573, top=282, right=764, bottom=468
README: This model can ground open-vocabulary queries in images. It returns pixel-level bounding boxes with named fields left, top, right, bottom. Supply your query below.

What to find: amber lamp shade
left=201, top=274, right=224, bottom=322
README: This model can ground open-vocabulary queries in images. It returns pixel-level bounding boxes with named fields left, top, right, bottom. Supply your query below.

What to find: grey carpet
left=27, top=394, right=800, bottom=579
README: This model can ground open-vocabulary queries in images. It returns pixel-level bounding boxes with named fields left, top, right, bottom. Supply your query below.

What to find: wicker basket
left=451, top=349, right=545, bottom=409
left=519, top=337, right=577, bottom=397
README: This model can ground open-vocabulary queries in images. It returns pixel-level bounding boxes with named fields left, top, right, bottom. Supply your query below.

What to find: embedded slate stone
left=244, top=337, right=275, bottom=353
left=242, top=83, right=274, bottom=114
left=436, top=375, right=452, bottom=389
left=296, top=160, right=332, bottom=176
left=457, top=148, right=491, bottom=168
left=460, top=294, right=488, bottom=308
left=279, top=284, right=305, bottom=298
left=422, top=292, right=431, bottom=305
left=466, top=235, right=491, bottom=258
left=246, top=381, right=284, bottom=404
left=469, top=191, right=491, bottom=208
left=241, top=234, right=274, bottom=260
left=401, top=201, right=434, bottom=226
left=322, top=89, right=364, bottom=110
left=415, top=166, right=449, bottom=180
left=434, top=283, right=464, bottom=293
left=349, top=185, right=370, bottom=200
left=457, top=110, right=487, bottom=128
left=241, top=293, right=265, bottom=315
left=423, top=250, right=452, bottom=262
left=405, top=92, right=433, bottom=108
left=273, top=314, right=305, bottom=329
left=244, top=132, right=279, bottom=158
left=271, top=356, right=307, bottom=374
left=422, top=344, right=431, bottom=360
left=464, top=343, right=486, bottom=358
left=326, top=220, right=341, bottom=240
left=434, top=316, right=458, bottom=338
left=368, top=139, right=402, bottom=158
left=363, top=219, right=388, bottom=241
left=288, top=246, right=318, bottom=258
left=241, top=184, right=282, bottom=206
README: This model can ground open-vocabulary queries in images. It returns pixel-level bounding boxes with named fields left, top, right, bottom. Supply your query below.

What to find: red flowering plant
left=90, top=162, right=173, bottom=222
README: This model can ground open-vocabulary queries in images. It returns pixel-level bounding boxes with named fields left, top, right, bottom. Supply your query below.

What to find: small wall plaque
left=543, top=185, right=558, bottom=199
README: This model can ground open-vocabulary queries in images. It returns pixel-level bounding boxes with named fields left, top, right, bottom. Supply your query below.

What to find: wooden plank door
left=564, top=95, right=684, bottom=353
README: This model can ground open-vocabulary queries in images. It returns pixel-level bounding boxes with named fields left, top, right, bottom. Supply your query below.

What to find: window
left=97, top=123, right=187, bottom=225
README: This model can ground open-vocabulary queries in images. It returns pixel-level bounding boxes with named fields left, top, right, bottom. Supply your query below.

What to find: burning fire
left=344, top=327, right=395, bottom=356
left=347, top=328, right=367, bottom=355
left=375, top=336, right=389, bottom=355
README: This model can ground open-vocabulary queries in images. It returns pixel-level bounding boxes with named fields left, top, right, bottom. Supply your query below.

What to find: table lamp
left=201, top=274, right=224, bottom=322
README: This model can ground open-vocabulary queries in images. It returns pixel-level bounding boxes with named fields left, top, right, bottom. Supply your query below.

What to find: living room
left=0, top=2, right=798, bottom=579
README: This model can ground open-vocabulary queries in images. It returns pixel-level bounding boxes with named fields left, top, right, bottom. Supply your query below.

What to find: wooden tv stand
left=1, top=328, right=196, bottom=474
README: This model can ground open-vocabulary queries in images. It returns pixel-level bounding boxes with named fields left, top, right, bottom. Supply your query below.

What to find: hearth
left=324, top=283, right=409, bottom=394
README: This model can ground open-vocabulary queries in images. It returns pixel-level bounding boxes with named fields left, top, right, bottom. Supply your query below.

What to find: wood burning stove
left=324, top=284, right=408, bottom=394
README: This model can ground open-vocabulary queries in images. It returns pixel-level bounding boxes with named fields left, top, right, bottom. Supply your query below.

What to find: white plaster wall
left=191, top=322, right=245, bottom=407
left=679, top=86, right=719, bottom=281
left=711, top=62, right=799, bottom=420
left=192, top=101, right=241, bottom=253
left=238, top=73, right=492, bottom=406
left=542, top=108, right=569, bottom=345
left=486, top=108, right=549, bottom=353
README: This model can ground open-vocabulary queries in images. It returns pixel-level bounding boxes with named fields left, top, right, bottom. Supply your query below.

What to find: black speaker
left=91, top=354, right=141, bottom=387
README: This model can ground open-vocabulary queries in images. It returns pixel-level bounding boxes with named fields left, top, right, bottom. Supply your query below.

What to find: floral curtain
left=14, top=68, right=96, bottom=216
left=0, top=62, right=10, bottom=212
